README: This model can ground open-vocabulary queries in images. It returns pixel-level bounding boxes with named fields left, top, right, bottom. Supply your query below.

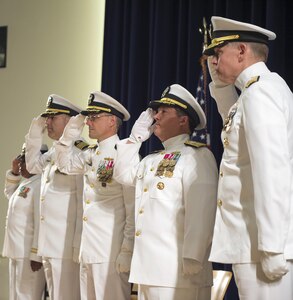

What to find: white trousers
left=80, top=261, right=131, bottom=300
left=42, top=257, right=80, bottom=300
left=233, top=261, right=293, bottom=300
left=138, top=284, right=211, bottom=300
left=9, top=258, right=46, bottom=300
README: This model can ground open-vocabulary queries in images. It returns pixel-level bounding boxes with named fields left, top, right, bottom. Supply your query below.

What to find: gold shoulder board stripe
left=245, top=76, right=260, bottom=88
left=88, top=144, right=98, bottom=149
left=6, top=178, right=21, bottom=183
left=184, top=140, right=207, bottom=148
left=74, top=140, right=89, bottom=150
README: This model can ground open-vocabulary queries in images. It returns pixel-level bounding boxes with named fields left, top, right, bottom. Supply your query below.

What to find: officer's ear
left=238, top=43, right=248, bottom=61
left=179, top=115, right=189, bottom=127
left=108, top=114, right=117, bottom=127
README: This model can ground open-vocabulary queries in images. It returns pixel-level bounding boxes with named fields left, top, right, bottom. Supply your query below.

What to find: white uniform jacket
left=209, top=62, right=293, bottom=264
left=2, top=171, right=42, bottom=262
left=114, top=134, right=218, bottom=288
left=25, top=137, right=83, bottom=259
left=54, top=134, right=135, bottom=263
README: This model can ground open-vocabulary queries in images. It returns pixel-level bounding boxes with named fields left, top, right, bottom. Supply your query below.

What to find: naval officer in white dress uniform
left=204, top=16, right=293, bottom=300
left=25, top=95, right=83, bottom=299
left=54, top=91, right=135, bottom=300
left=114, top=84, right=218, bottom=300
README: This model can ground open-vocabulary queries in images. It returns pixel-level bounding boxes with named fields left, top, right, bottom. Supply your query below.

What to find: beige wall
left=0, top=1, right=105, bottom=298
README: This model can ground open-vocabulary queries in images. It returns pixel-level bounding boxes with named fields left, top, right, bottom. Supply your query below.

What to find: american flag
left=191, top=70, right=210, bottom=146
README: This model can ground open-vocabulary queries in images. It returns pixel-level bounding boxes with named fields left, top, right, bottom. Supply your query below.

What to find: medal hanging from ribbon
left=97, top=158, right=114, bottom=186
left=223, top=103, right=238, bottom=132
left=155, top=151, right=181, bottom=178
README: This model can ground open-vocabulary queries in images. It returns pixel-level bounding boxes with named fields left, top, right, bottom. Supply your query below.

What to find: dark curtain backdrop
left=101, top=1, right=293, bottom=299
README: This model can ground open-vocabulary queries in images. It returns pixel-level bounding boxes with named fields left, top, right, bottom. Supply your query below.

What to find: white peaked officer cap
left=204, top=16, right=276, bottom=56
left=80, top=91, right=130, bottom=121
left=41, top=94, right=82, bottom=117
left=148, top=84, right=206, bottom=130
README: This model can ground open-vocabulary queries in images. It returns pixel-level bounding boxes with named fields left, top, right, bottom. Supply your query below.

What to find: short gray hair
left=230, top=41, right=269, bottom=62
left=115, top=116, right=123, bottom=131
left=248, top=42, right=269, bottom=62
left=174, top=107, right=193, bottom=134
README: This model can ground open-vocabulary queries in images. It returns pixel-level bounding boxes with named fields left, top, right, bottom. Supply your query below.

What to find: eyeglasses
left=45, top=115, right=57, bottom=121
left=85, top=114, right=112, bottom=122
left=45, top=114, right=66, bottom=121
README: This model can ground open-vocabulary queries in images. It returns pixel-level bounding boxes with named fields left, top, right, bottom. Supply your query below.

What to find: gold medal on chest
left=155, top=151, right=181, bottom=178
left=96, top=158, right=114, bottom=186
left=223, top=103, right=238, bottom=132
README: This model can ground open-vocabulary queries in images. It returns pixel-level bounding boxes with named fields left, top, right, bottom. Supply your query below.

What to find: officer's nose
left=154, top=111, right=161, bottom=120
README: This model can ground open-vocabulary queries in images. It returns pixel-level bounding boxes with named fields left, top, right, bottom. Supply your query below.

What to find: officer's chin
left=88, top=131, right=98, bottom=140
left=153, top=127, right=162, bottom=140
left=47, top=131, right=54, bottom=139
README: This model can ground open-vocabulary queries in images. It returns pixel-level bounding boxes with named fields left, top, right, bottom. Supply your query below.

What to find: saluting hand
left=59, top=114, right=85, bottom=146
left=207, top=57, right=229, bottom=88
left=129, top=108, right=154, bottom=143
left=28, top=116, right=46, bottom=139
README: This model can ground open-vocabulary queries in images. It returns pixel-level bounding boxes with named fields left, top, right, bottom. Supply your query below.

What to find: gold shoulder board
left=74, top=140, right=89, bottom=151
left=245, top=76, right=260, bottom=88
left=184, top=140, right=207, bottom=148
